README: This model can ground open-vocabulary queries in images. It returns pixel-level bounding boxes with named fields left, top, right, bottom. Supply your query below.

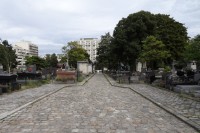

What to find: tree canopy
left=45, top=53, right=58, bottom=68
left=0, top=40, right=17, bottom=72
left=110, top=11, right=188, bottom=70
left=62, top=41, right=89, bottom=68
left=96, top=32, right=113, bottom=70
left=139, top=36, right=171, bottom=69
left=184, top=35, right=200, bottom=67
left=25, top=56, right=46, bottom=70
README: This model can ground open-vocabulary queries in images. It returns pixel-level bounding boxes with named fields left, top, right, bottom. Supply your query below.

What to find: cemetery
left=107, top=61, right=200, bottom=99
left=55, top=61, right=93, bottom=83
left=0, top=6, right=200, bottom=132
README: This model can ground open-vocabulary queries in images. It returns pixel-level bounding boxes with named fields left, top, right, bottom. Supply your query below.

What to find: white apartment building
left=13, top=45, right=29, bottom=68
left=13, top=41, right=38, bottom=68
left=77, top=38, right=100, bottom=62
left=15, top=41, right=38, bottom=56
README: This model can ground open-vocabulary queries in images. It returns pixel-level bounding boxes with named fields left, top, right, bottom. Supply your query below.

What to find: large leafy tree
left=45, top=54, right=51, bottom=67
left=50, top=53, right=58, bottom=67
left=111, top=11, right=157, bottom=70
left=59, top=56, right=67, bottom=63
left=96, top=32, right=113, bottom=70
left=111, top=11, right=188, bottom=70
left=184, top=35, right=200, bottom=67
left=62, top=42, right=89, bottom=68
left=25, top=56, right=46, bottom=70
left=0, top=40, right=17, bottom=72
left=155, top=14, right=188, bottom=62
left=139, top=36, right=171, bottom=69
left=45, top=53, right=58, bottom=68
left=0, top=44, right=8, bottom=71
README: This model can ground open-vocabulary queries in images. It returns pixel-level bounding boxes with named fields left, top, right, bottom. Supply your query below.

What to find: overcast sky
left=0, top=0, right=199, bottom=56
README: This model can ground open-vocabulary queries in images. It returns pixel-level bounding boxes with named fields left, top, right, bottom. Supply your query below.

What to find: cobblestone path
left=0, top=74, right=197, bottom=133
left=106, top=75, right=200, bottom=131
left=0, top=84, right=66, bottom=115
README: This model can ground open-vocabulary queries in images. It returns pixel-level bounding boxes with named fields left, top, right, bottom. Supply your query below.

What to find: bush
left=77, top=74, right=84, bottom=82
left=164, top=66, right=171, bottom=72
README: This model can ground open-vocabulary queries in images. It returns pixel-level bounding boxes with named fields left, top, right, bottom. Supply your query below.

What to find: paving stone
left=0, top=74, right=198, bottom=132
left=0, top=84, right=67, bottom=115
left=107, top=74, right=200, bottom=131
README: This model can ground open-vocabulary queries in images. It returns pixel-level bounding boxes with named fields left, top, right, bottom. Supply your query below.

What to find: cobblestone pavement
left=0, top=74, right=198, bottom=133
left=0, top=84, right=66, bottom=115
left=106, top=75, right=200, bottom=131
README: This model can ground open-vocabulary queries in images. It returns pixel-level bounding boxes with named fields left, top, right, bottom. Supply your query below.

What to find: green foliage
left=139, top=36, right=171, bottom=68
left=22, top=80, right=49, bottom=90
left=164, top=66, right=171, bottom=72
left=155, top=14, right=188, bottom=61
left=59, top=56, right=67, bottom=63
left=0, top=44, right=8, bottom=70
left=77, top=74, right=84, bottom=82
left=111, top=11, right=157, bottom=70
left=25, top=56, right=46, bottom=70
left=45, top=53, right=58, bottom=67
left=96, top=32, right=113, bottom=70
left=45, top=54, right=51, bottom=67
left=50, top=53, right=58, bottom=67
left=0, top=40, right=17, bottom=71
left=62, top=41, right=89, bottom=68
left=184, top=35, right=200, bottom=62
left=68, top=47, right=89, bottom=68
left=111, top=11, right=188, bottom=70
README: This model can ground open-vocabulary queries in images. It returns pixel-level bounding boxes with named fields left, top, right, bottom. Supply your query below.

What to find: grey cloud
left=0, top=0, right=200, bottom=55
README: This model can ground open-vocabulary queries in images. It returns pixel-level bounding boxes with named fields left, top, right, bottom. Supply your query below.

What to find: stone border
left=0, top=73, right=95, bottom=120
left=104, top=74, right=200, bottom=132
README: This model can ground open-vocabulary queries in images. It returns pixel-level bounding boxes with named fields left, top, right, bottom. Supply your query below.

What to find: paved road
left=106, top=74, right=200, bottom=131
left=0, top=74, right=197, bottom=133
left=0, top=84, right=67, bottom=115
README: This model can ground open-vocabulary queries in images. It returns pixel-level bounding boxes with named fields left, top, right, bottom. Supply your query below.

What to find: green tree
left=111, top=11, right=188, bottom=70
left=96, top=32, right=113, bottom=70
left=0, top=44, right=8, bottom=71
left=139, top=36, right=171, bottom=69
left=111, top=11, right=157, bottom=70
left=50, top=53, right=58, bottom=67
left=59, top=56, right=67, bottom=63
left=45, top=54, right=51, bottom=67
left=62, top=42, right=89, bottom=68
left=155, top=14, right=188, bottom=62
left=184, top=35, right=200, bottom=67
left=44, top=53, right=58, bottom=68
left=0, top=40, right=17, bottom=72
left=25, top=56, right=46, bottom=70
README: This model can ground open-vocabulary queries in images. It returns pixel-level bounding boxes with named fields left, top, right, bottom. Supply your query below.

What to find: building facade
left=15, top=41, right=38, bottom=56
left=77, top=38, right=100, bottom=63
left=13, top=41, right=38, bottom=69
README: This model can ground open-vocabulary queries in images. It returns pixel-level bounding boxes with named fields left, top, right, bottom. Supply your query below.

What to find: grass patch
left=77, top=74, right=85, bottom=82
left=21, top=80, right=50, bottom=90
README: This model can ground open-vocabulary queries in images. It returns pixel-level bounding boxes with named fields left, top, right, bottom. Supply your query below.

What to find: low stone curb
left=104, top=74, right=200, bottom=132
left=0, top=73, right=95, bottom=120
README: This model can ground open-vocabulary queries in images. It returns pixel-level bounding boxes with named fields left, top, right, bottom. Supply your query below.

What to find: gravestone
left=187, top=61, right=197, bottom=71
left=27, top=65, right=36, bottom=73
left=174, top=85, right=200, bottom=98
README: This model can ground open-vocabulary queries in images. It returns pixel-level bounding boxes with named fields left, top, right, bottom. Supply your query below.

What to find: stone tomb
left=56, top=69, right=76, bottom=83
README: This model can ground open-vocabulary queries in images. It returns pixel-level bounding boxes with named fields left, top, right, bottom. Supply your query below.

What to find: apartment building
left=13, top=40, right=38, bottom=68
left=15, top=41, right=38, bottom=56
left=77, top=38, right=100, bottom=62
